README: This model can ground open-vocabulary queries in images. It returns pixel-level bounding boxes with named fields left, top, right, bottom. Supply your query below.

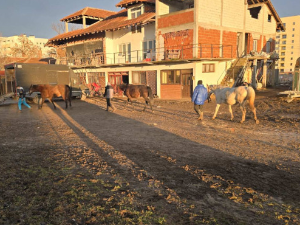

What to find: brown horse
left=118, top=84, right=154, bottom=112
left=29, top=84, right=72, bottom=109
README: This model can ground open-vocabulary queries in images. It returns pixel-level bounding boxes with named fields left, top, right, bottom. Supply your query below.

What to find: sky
left=0, top=0, right=299, bottom=39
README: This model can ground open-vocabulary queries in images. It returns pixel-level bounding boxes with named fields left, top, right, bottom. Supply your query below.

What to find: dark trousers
left=106, top=98, right=115, bottom=110
left=194, top=104, right=203, bottom=116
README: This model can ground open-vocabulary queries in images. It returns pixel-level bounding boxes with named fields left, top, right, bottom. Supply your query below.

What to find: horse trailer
left=4, top=63, right=85, bottom=103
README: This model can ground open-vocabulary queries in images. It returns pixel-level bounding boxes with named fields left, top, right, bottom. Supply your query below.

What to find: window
left=292, top=34, right=295, bottom=37
left=281, top=58, right=285, bottom=61
left=268, top=14, right=272, bottom=22
left=282, top=35, right=287, bottom=39
left=281, top=46, right=286, bottom=50
left=292, top=40, right=294, bottom=43
left=118, top=43, right=126, bottom=56
left=281, top=63, right=284, bottom=67
left=282, top=41, right=286, bottom=44
left=290, top=63, right=293, bottom=66
left=132, top=71, right=146, bottom=84
left=281, top=52, right=285, bottom=56
left=161, top=70, right=181, bottom=84
left=276, top=35, right=280, bottom=39
left=290, top=69, right=293, bottom=72
left=142, top=40, right=156, bottom=60
left=131, top=25, right=142, bottom=33
left=280, top=69, right=284, bottom=72
left=292, top=46, right=294, bottom=49
left=291, top=57, right=293, bottom=60
left=291, top=52, right=294, bottom=54
left=293, top=22, right=296, bottom=25
left=249, top=6, right=261, bottom=19
left=202, top=64, right=215, bottom=73
left=253, top=40, right=258, bottom=51
left=293, top=28, right=295, bottom=31
left=131, top=7, right=141, bottom=19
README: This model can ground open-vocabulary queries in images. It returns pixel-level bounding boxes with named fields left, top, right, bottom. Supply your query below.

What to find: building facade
left=0, top=35, right=54, bottom=58
left=275, top=15, right=300, bottom=75
left=47, top=0, right=283, bottom=99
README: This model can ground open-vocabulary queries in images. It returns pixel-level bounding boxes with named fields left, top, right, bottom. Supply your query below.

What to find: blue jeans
left=18, top=98, right=31, bottom=110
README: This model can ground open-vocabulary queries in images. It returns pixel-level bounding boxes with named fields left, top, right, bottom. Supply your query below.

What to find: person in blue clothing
left=192, top=80, right=208, bottom=120
left=17, top=86, right=31, bottom=112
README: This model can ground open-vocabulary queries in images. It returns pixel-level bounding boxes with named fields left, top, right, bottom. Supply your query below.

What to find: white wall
left=105, top=23, right=155, bottom=64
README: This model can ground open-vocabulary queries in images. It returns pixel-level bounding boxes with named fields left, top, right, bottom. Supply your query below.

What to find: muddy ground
left=0, top=88, right=299, bottom=225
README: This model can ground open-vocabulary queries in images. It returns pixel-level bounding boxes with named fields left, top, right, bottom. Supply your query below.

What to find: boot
left=198, top=112, right=203, bottom=120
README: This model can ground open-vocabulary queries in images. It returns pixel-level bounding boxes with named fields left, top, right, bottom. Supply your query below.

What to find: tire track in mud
left=86, top=97, right=300, bottom=174
left=81, top=98, right=300, bottom=224
left=48, top=104, right=288, bottom=224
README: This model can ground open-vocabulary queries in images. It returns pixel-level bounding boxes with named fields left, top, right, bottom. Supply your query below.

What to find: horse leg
left=39, top=97, right=45, bottom=109
left=239, top=103, right=246, bottom=123
left=228, top=105, right=234, bottom=121
left=50, top=98, right=56, bottom=109
left=249, top=103, right=259, bottom=124
left=212, top=104, right=220, bottom=120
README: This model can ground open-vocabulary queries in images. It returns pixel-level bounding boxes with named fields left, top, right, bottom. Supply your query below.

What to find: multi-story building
left=275, top=15, right=300, bottom=75
left=0, top=35, right=54, bottom=57
left=47, top=0, right=284, bottom=99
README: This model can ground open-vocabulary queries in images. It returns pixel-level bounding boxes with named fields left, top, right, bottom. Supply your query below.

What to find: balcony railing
left=56, top=44, right=235, bottom=67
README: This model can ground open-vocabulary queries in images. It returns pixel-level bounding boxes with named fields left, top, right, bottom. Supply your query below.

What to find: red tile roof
left=47, top=10, right=155, bottom=44
left=116, top=0, right=155, bottom=8
left=61, top=7, right=116, bottom=22
left=4, top=58, right=49, bottom=67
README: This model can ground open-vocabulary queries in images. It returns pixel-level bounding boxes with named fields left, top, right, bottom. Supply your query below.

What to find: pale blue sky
left=0, top=0, right=298, bottom=39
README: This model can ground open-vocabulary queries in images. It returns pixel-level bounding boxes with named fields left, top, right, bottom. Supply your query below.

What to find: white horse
left=208, top=86, right=259, bottom=124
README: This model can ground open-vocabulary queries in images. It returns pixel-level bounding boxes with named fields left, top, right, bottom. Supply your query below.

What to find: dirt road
left=0, top=89, right=299, bottom=224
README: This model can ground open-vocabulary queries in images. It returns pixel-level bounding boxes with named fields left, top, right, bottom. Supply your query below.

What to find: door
left=182, top=72, right=193, bottom=98
left=108, top=72, right=128, bottom=95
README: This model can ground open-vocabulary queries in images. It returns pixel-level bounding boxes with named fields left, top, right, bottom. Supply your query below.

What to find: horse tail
left=147, top=86, right=154, bottom=104
left=247, top=86, right=256, bottom=110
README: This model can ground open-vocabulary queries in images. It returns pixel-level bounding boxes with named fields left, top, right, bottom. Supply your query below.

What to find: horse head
left=29, top=84, right=39, bottom=95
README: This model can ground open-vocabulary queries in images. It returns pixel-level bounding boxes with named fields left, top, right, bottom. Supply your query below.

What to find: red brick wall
left=160, top=85, right=182, bottom=99
left=222, top=31, right=237, bottom=58
left=162, top=29, right=194, bottom=59
left=198, top=26, right=221, bottom=58
left=158, top=11, right=194, bottom=29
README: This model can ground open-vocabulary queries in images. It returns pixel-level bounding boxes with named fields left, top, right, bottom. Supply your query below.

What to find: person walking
left=104, top=82, right=116, bottom=112
left=192, top=80, right=207, bottom=120
left=17, top=86, right=31, bottom=112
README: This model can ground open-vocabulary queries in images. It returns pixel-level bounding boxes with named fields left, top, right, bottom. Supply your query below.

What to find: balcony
left=55, top=43, right=236, bottom=67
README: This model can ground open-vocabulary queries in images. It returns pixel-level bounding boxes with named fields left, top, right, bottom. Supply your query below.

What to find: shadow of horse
left=118, top=84, right=154, bottom=112
left=207, top=85, right=259, bottom=124
left=29, top=84, right=72, bottom=110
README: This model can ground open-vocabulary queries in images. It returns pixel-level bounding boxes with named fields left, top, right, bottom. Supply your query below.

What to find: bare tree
left=51, top=22, right=83, bottom=35
left=10, top=35, right=42, bottom=58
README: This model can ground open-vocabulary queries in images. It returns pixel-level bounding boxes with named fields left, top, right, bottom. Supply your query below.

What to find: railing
left=56, top=43, right=235, bottom=67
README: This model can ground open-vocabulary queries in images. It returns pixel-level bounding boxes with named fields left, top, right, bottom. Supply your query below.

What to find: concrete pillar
left=83, top=16, right=86, bottom=29
left=252, top=59, right=257, bottom=89
left=262, top=59, right=267, bottom=88
left=156, top=69, right=161, bottom=98
left=65, top=22, right=69, bottom=33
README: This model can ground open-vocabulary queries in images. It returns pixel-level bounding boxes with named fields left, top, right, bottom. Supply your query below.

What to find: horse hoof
left=240, top=121, right=244, bottom=124
left=212, top=117, right=215, bottom=120
left=256, top=120, right=260, bottom=124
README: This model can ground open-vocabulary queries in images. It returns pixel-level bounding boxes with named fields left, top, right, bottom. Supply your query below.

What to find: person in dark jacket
left=191, top=80, right=207, bottom=120
left=104, top=82, right=116, bottom=112
left=17, top=86, right=31, bottom=112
